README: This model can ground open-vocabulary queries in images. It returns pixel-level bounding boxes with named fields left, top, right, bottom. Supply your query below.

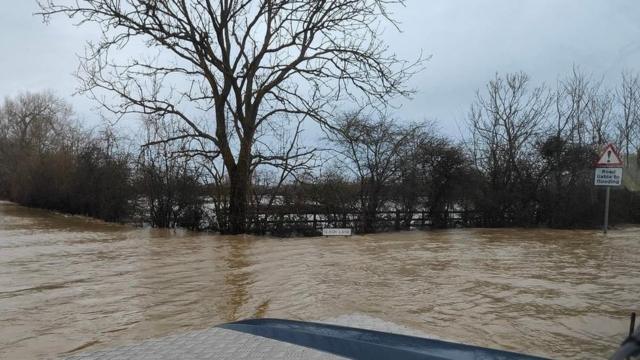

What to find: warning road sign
left=594, top=167, right=623, bottom=186
left=595, top=144, right=623, bottom=168
left=594, top=143, right=624, bottom=234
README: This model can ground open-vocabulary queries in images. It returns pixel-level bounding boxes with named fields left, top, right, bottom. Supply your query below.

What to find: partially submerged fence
left=242, top=209, right=483, bottom=236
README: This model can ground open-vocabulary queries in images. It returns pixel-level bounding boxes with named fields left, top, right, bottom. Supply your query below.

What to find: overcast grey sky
left=1, top=0, right=640, bottom=137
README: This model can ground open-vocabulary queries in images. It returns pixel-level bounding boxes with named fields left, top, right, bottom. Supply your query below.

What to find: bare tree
left=38, top=0, right=421, bottom=233
left=0, top=91, right=73, bottom=153
left=406, top=135, right=472, bottom=228
left=468, top=72, right=551, bottom=224
left=469, top=73, right=551, bottom=180
left=136, top=115, right=205, bottom=229
left=0, top=92, right=77, bottom=200
left=617, top=71, right=640, bottom=166
left=308, top=165, right=359, bottom=226
left=250, top=116, right=317, bottom=213
left=554, top=68, right=615, bottom=147
left=560, top=67, right=593, bottom=146
left=585, top=87, right=613, bottom=146
left=327, top=113, right=421, bottom=232
left=543, top=70, right=610, bottom=201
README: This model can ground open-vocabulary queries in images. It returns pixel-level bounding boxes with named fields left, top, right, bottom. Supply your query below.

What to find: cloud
left=1, top=0, right=639, bottom=137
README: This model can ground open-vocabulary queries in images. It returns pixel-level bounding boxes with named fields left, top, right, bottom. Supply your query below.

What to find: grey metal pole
left=604, top=186, right=611, bottom=234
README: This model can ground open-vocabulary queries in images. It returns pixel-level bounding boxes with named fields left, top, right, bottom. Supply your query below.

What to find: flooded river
left=0, top=201, right=638, bottom=359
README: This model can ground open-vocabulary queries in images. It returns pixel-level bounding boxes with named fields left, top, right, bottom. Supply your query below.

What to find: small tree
left=420, top=139, right=472, bottom=228
left=327, top=113, right=421, bottom=232
left=309, top=166, right=359, bottom=227
left=136, top=116, right=205, bottom=229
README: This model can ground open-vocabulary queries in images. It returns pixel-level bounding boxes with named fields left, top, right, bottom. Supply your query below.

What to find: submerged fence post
left=395, top=209, right=400, bottom=230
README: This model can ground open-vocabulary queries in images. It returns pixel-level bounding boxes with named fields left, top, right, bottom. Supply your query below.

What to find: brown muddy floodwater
left=0, top=201, right=638, bottom=359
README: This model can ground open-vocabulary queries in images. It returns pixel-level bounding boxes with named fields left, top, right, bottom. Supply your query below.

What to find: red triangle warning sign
left=596, top=144, right=623, bottom=167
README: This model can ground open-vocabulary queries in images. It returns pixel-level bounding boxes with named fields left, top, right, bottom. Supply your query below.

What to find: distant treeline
left=0, top=92, right=205, bottom=228
left=1, top=69, right=639, bottom=234
left=0, top=92, right=133, bottom=222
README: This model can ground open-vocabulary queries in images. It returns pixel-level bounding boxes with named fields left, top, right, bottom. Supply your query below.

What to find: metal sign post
left=604, top=186, right=610, bottom=234
left=594, top=144, right=623, bottom=234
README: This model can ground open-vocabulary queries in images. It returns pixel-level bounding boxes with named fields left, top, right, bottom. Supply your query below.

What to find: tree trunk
left=228, top=167, right=250, bottom=234
left=220, top=120, right=255, bottom=235
left=227, top=141, right=252, bottom=234
left=363, top=193, right=378, bottom=233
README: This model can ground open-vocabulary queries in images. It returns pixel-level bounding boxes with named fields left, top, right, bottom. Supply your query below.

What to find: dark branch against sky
left=1, top=0, right=639, bottom=137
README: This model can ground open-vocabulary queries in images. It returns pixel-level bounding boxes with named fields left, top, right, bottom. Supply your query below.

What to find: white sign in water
left=594, top=167, right=623, bottom=186
left=322, top=228, right=352, bottom=236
